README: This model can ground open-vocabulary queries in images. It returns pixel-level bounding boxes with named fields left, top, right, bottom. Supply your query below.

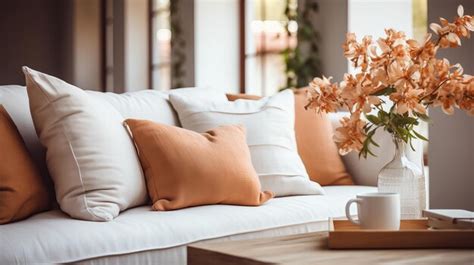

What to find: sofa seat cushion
left=0, top=186, right=375, bottom=264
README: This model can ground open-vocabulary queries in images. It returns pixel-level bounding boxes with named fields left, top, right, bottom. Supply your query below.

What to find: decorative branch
left=305, top=5, right=474, bottom=158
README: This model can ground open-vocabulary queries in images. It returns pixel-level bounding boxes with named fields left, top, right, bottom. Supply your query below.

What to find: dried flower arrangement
left=306, top=5, right=474, bottom=158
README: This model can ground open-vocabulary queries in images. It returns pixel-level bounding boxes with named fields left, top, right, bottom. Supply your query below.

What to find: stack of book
left=423, top=209, right=474, bottom=230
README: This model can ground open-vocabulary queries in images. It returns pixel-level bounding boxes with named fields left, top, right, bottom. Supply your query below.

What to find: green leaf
left=395, top=127, right=409, bottom=142
left=389, top=103, right=396, bottom=113
left=359, top=149, right=365, bottom=159
left=359, top=127, right=379, bottom=158
left=366, top=147, right=376, bottom=157
left=414, top=112, right=431, bottom=123
left=367, top=128, right=377, bottom=137
left=366, top=114, right=381, bottom=125
left=391, top=114, right=419, bottom=127
left=377, top=110, right=386, bottom=120
left=364, top=124, right=373, bottom=133
left=370, top=86, right=396, bottom=96
left=409, top=138, right=416, bottom=151
left=402, top=116, right=419, bottom=126
left=370, top=137, right=380, bottom=147
left=413, top=130, right=429, bottom=141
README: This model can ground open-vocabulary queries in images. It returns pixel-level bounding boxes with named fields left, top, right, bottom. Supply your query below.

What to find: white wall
left=428, top=0, right=474, bottom=211
left=349, top=0, right=413, bottom=74
left=125, top=0, right=149, bottom=91
left=195, top=0, right=240, bottom=93
left=349, top=0, right=413, bottom=39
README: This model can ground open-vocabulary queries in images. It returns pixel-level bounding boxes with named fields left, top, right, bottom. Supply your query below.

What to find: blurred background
left=1, top=0, right=432, bottom=94
left=0, top=0, right=472, bottom=210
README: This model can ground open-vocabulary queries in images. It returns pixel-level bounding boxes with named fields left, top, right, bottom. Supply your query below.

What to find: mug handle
left=345, top=198, right=362, bottom=225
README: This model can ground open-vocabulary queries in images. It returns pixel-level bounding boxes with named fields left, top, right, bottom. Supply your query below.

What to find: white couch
left=0, top=85, right=422, bottom=264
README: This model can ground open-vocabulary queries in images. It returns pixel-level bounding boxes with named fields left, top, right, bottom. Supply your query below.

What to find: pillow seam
left=25, top=70, right=101, bottom=220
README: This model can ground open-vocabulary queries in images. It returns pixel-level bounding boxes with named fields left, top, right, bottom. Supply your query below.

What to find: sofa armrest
left=328, top=112, right=423, bottom=186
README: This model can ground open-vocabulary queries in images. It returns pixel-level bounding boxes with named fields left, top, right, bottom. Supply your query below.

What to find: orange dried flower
left=430, top=5, right=473, bottom=48
left=390, top=88, right=426, bottom=115
left=306, top=76, right=341, bottom=113
left=343, top=33, right=372, bottom=72
left=457, top=75, right=474, bottom=115
left=333, top=112, right=367, bottom=155
left=340, top=73, right=380, bottom=113
left=306, top=5, right=473, bottom=156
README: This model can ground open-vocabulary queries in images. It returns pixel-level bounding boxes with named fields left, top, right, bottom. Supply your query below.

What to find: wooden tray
left=328, top=219, right=474, bottom=249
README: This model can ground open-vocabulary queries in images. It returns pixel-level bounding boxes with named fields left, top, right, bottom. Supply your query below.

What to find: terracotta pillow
left=124, top=119, right=273, bottom=211
left=0, top=105, right=50, bottom=224
left=227, top=89, right=354, bottom=186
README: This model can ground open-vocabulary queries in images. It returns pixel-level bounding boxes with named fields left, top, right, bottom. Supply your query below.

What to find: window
left=150, top=0, right=172, bottom=90
left=244, top=0, right=297, bottom=96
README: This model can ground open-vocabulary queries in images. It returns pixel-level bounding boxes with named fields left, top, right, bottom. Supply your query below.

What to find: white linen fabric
left=77, top=221, right=329, bottom=265
left=91, top=89, right=180, bottom=126
left=0, top=186, right=376, bottom=264
left=169, top=89, right=324, bottom=197
left=24, top=67, right=148, bottom=221
left=0, top=85, right=183, bottom=196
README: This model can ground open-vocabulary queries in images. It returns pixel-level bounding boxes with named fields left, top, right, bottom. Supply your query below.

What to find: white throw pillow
left=23, top=67, right=158, bottom=221
left=90, top=89, right=180, bottom=126
left=169, top=89, right=324, bottom=196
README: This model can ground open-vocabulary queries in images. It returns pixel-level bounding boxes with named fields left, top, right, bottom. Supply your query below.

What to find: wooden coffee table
left=187, top=232, right=473, bottom=265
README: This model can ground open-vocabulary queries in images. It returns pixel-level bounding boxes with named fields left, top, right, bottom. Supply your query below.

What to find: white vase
left=377, top=137, right=426, bottom=219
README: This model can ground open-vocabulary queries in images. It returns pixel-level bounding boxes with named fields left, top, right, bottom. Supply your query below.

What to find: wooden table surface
left=187, top=232, right=474, bottom=265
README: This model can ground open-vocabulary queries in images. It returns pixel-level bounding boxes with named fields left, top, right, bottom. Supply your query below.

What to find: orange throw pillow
left=0, top=106, right=50, bottom=224
left=227, top=89, right=354, bottom=186
left=124, top=119, right=273, bottom=211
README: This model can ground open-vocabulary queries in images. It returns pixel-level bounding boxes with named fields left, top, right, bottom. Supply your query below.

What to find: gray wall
left=124, top=0, right=149, bottom=91
left=428, top=0, right=474, bottom=210
left=310, top=0, right=349, bottom=81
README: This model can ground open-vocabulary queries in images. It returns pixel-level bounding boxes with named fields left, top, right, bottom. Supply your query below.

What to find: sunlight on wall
left=348, top=0, right=413, bottom=39
left=195, top=0, right=240, bottom=93
left=412, top=0, right=428, bottom=42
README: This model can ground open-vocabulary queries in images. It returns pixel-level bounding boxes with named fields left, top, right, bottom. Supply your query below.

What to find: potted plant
left=305, top=5, right=473, bottom=218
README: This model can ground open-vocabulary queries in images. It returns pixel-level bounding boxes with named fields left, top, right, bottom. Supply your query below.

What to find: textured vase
left=377, top=137, right=426, bottom=219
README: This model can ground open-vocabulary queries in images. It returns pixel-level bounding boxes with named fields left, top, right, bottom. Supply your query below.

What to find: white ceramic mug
left=345, top=192, right=400, bottom=230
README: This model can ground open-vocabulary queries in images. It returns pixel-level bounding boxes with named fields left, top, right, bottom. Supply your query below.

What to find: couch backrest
left=0, top=85, right=180, bottom=191
left=0, top=85, right=423, bottom=187
left=0, top=85, right=52, bottom=187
